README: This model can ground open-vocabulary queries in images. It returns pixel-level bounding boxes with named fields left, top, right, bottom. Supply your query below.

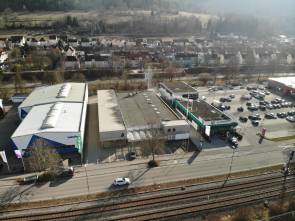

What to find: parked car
left=251, top=120, right=259, bottom=126
left=287, top=111, right=295, bottom=116
left=286, top=116, right=295, bottom=122
left=265, top=113, right=277, bottom=119
left=126, top=151, right=137, bottom=161
left=17, top=175, right=39, bottom=185
left=266, top=104, right=274, bottom=110
left=57, top=167, right=74, bottom=178
left=259, top=105, right=266, bottom=111
left=228, top=137, right=238, bottom=148
left=229, top=94, right=235, bottom=99
left=113, top=177, right=131, bottom=186
left=277, top=112, right=287, bottom=118
left=248, top=114, right=261, bottom=120
left=246, top=102, right=252, bottom=106
left=239, top=116, right=248, bottom=122
left=237, top=106, right=244, bottom=112
left=248, top=105, right=258, bottom=111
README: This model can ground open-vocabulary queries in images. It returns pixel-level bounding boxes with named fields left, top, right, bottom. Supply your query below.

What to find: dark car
left=277, top=112, right=287, bottom=118
left=248, top=114, right=261, bottom=120
left=248, top=105, right=258, bottom=111
left=246, top=102, right=252, bottom=106
left=239, top=116, right=248, bottom=122
left=265, top=113, right=277, bottom=119
left=237, top=106, right=244, bottom=112
left=259, top=105, right=266, bottom=111
left=57, top=167, right=74, bottom=178
left=251, top=120, right=259, bottom=126
left=287, top=111, right=295, bottom=116
left=126, top=151, right=137, bottom=161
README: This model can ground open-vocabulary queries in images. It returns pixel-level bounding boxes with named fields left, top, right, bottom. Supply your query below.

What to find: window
left=173, top=128, right=176, bottom=132
left=168, top=129, right=171, bottom=132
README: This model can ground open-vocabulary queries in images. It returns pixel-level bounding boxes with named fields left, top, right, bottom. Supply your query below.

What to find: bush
left=148, top=160, right=159, bottom=168
left=232, top=207, right=254, bottom=221
left=269, top=203, right=286, bottom=217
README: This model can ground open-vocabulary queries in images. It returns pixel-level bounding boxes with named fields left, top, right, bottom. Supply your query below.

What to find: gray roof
left=160, top=82, right=197, bottom=94
left=19, top=83, right=87, bottom=109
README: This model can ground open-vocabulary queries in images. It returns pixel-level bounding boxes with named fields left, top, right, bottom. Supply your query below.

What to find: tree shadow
left=49, top=177, right=72, bottom=187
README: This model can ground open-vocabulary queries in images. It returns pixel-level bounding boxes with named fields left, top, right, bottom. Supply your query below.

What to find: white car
left=113, top=177, right=131, bottom=186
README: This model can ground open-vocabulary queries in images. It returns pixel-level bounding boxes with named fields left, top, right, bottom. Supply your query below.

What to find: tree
left=141, top=125, right=165, bottom=167
left=26, top=139, right=62, bottom=177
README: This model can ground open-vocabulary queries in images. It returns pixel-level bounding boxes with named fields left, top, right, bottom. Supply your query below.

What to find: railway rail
left=1, top=173, right=294, bottom=221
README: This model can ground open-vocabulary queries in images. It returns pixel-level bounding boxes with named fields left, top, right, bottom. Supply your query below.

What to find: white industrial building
left=97, top=90, right=127, bottom=146
left=12, top=83, right=88, bottom=156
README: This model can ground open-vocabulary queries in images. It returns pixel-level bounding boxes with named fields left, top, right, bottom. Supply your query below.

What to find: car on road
left=239, top=116, right=248, bottom=122
left=265, top=113, right=277, bottom=119
left=251, top=120, right=259, bottom=126
left=286, top=116, right=295, bottom=122
left=277, top=112, right=287, bottom=118
left=113, top=177, right=131, bottom=186
left=237, top=106, right=244, bottom=112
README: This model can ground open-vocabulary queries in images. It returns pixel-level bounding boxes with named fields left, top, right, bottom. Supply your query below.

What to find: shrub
left=268, top=203, right=286, bottom=217
left=148, top=160, right=159, bottom=168
left=232, top=207, right=254, bottom=221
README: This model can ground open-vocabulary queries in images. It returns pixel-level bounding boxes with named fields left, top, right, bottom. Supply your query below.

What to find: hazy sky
left=196, top=0, right=295, bottom=17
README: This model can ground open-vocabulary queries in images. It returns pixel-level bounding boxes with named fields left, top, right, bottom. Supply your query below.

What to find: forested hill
left=0, top=0, right=180, bottom=12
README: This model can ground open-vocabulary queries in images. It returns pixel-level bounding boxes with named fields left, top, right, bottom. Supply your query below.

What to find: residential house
left=0, top=51, right=8, bottom=64
left=9, top=36, right=26, bottom=48
left=39, top=37, right=46, bottom=47
left=85, top=54, right=111, bottom=69
left=27, top=38, right=40, bottom=47
left=0, top=38, right=7, bottom=48
left=173, top=53, right=198, bottom=68
left=64, top=56, right=80, bottom=69
left=48, top=35, right=58, bottom=46
left=81, top=38, right=92, bottom=47
left=68, top=38, right=79, bottom=47
left=64, top=46, right=76, bottom=57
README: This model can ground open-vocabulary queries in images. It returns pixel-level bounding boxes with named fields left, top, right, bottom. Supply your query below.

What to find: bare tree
left=26, top=139, right=62, bottom=177
left=141, top=125, right=165, bottom=167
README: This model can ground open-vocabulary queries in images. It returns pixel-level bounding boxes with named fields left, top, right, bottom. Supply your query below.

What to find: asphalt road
left=0, top=140, right=288, bottom=203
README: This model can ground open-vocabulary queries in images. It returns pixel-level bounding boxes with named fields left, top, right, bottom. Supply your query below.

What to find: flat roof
left=20, top=83, right=86, bottom=109
left=179, top=99, right=230, bottom=122
left=269, top=77, right=295, bottom=89
left=12, top=102, right=83, bottom=138
left=160, top=81, right=197, bottom=94
left=117, top=90, right=178, bottom=129
left=97, top=90, right=126, bottom=133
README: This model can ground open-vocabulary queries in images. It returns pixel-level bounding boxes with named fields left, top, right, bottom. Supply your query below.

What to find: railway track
left=1, top=173, right=294, bottom=221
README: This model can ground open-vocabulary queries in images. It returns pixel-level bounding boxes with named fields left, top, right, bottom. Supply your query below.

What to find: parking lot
left=199, top=84, right=295, bottom=147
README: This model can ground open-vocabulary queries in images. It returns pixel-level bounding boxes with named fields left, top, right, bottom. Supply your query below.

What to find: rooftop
left=160, top=81, right=197, bottom=94
left=12, top=102, right=83, bottom=138
left=117, top=90, right=178, bottom=129
left=269, top=77, right=295, bottom=89
left=97, top=90, right=126, bottom=133
left=179, top=99, right=230, bottom=122
left=19, top=83, right=86, bottom=109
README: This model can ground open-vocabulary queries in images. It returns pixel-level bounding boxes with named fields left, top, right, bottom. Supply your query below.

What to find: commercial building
left=97, top=90, right=127, bottom=146
left=11, top=83, right=88, bottom=157
left=159, top=81, right=198, bottom=100
left=97, top=89, right=190, bottom=146
left=159, top=81, right=237, bottom=136
left=268, top=77, right=295, bottom=96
